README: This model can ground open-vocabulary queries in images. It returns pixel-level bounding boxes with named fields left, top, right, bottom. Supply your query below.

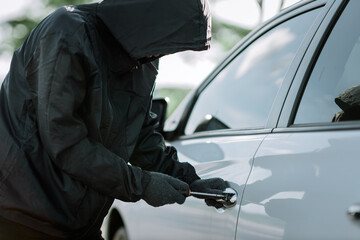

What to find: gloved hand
left=142, top=171, right=189, bottom=207
left=190, top=178, right=227, bottom=209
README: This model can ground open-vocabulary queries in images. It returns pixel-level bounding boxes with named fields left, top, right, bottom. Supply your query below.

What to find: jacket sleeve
left=26, top=33, right=145, bottom=202
left=129, top=100, right=200, bottom=184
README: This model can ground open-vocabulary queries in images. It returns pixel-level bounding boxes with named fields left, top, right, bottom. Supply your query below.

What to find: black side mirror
left=151, top=98, right=168, bottom=133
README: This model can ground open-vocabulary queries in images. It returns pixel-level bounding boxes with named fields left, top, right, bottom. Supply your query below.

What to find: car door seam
left=233, top=131, right=271, bottom=240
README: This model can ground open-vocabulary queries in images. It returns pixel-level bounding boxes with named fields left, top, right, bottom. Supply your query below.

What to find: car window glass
left=185, top=9, right=321, bottom=135
left=295, top=1, right=360, bottom=124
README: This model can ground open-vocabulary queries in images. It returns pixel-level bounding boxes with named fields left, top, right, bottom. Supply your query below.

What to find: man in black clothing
left=0, top=0, right=226, bottom=239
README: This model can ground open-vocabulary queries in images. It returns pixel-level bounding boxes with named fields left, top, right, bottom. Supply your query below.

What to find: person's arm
left=129, top=99, right=199, bottom=184
left=27, top=33, right=145, bottom=202
left=129, top=97, right=229, bottom=208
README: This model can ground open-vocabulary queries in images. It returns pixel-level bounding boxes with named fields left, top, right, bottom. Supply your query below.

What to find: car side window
left=294, top=1, right=360, bottom=125
left=185, top=9, right=321, bottom=135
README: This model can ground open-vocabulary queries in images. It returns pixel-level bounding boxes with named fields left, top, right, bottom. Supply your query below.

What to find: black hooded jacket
left=0, top=0, right=210, bottom=238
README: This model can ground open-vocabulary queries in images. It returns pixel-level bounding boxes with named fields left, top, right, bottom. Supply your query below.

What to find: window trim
left=273, top=121, right=360, bottom=134
left=169, top=0, right=332, bottom=140
left=178, top=128, right=273, bottom=141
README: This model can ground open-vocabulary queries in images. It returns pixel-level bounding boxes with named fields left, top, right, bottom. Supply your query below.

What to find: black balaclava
left=96, top=0, right=211, bottom=61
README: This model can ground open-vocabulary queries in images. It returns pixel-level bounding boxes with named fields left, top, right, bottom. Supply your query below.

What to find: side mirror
left=151, top=98, right=168, bottom=133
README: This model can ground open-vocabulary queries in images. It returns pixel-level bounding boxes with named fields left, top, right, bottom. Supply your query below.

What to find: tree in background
left=256, top=0, right=286, bottom=23
left=0, top=0, right=93, bottom=55
left=212, top=17, right=251, bottom=52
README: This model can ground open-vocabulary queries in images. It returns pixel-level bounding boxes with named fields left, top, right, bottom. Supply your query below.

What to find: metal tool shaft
left=190, top=191, right=226, bottom=199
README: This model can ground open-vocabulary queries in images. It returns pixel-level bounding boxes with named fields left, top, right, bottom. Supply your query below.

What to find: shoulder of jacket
left=22, top=7, right=95, bottom=69
left=37, top=6, right=92, bottom=39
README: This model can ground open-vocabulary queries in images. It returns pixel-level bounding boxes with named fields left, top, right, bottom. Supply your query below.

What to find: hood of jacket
left=96, top=0, right=211, bottom=60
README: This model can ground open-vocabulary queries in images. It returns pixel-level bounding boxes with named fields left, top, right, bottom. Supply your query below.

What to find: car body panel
left=235, top=0, right=360, bottom=239
left=102, top=0, right=360, bottom=239
left=236, top=130, right=360, bottom=239
left=114, top=133, right=268, bottom=240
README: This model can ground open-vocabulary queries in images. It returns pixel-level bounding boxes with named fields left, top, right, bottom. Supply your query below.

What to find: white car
left=102, top=0, right=360, bottom=239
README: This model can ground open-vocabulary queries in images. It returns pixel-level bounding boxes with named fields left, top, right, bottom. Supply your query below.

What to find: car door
left=125, top=3, right=325, bottom=240
left=236, top=0, right=360, bottom=239
left=107, top=2, right=327, bottom=240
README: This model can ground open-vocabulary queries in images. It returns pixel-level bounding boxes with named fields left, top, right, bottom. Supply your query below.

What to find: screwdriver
left=179, top=189, right=226, bottom=199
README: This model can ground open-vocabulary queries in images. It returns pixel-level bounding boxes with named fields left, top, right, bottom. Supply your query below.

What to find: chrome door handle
left=214, top=188, right=237, bottom=208
left=348, top=203, right=360, bottom=219
left=190, top=188, right=238, bottom=208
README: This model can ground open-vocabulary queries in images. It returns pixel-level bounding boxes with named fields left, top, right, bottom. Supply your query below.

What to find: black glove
left=190, top=178, right=227, bottom=209
left=142, top=171, right=189, bottom=207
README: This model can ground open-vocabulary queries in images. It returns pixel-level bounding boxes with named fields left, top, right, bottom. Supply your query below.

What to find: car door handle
left=189, top=188, right=238, bottom=208
left=348, top=203, right=360, bottom=219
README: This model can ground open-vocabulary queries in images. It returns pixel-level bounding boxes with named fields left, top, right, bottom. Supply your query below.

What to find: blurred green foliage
left=154, top=87, right=192, bottom=119
left=212, top=18, right=251, bottom=52
left=0, top=0, right=92, bottom=54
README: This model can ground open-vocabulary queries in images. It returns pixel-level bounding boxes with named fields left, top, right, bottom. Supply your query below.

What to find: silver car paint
left=236, top=130, right=360, bottom=239
left=109, top=133, right=266, bottom=240
left=102, top=1, right=360, bottom=239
